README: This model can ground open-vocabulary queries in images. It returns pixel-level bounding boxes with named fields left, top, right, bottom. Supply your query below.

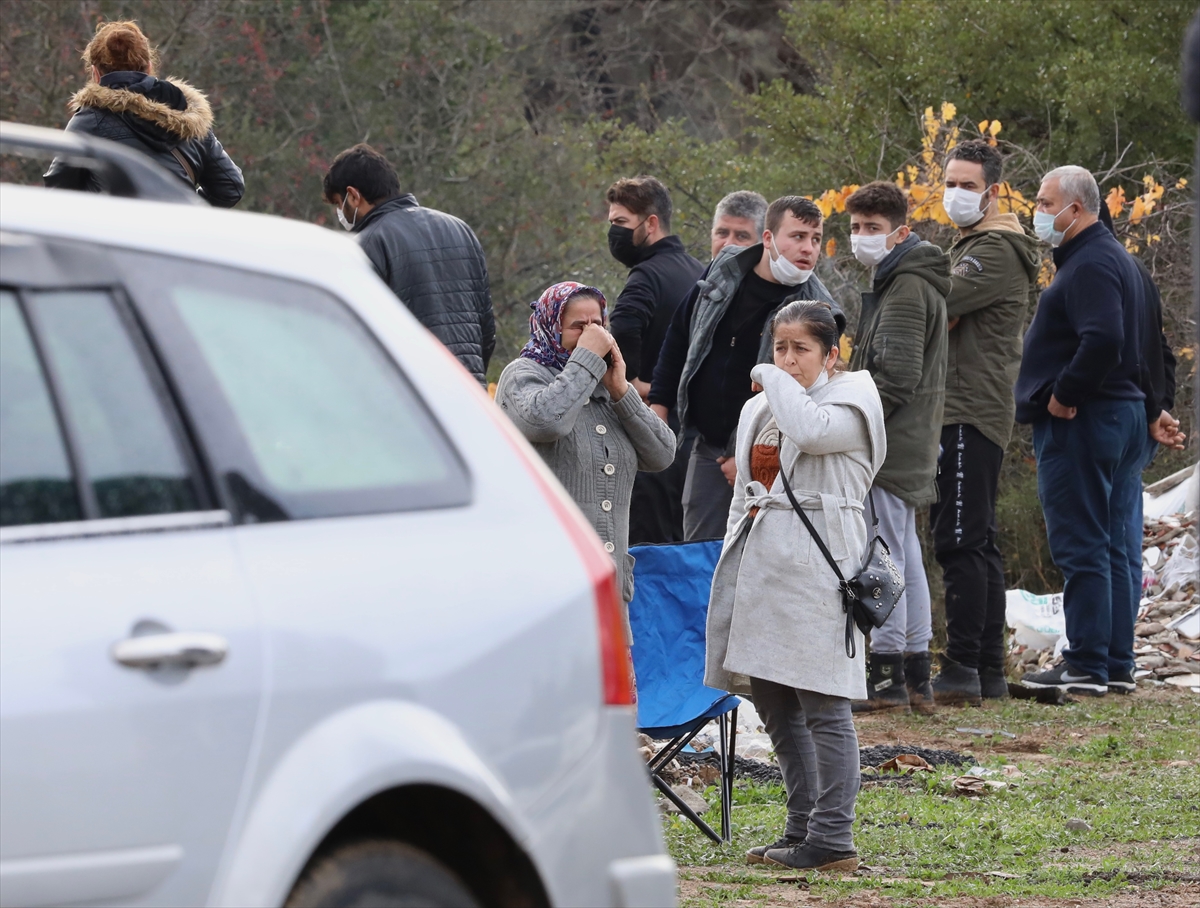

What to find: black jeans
left=930, top=424, right=1006, bottom=672
left=628, top=421, right=691, bottom=545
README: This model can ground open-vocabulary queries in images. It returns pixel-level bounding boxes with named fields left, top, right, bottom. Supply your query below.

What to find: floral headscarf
left=518, top=281, right=607, bottom=371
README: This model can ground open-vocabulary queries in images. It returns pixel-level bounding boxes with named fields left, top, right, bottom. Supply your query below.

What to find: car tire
left=285, top=839, right=480, bottom=908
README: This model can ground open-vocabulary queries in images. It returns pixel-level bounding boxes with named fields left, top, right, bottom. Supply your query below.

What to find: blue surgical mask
left=1033, top=204, right=1076, bottom=247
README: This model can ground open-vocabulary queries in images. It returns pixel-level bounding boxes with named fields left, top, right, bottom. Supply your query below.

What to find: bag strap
left=169, top=147, right=198, bottom=188
left=779, top=468, right=845, bottom=583
left=779, top=469, right=859, bottom=658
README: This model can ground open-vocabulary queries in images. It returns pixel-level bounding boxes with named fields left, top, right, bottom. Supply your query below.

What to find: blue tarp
left=628, top=539, right=739, bottom=733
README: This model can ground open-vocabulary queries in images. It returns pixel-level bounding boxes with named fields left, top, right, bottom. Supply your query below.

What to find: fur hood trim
left=70, top=78, right=213, bottom=140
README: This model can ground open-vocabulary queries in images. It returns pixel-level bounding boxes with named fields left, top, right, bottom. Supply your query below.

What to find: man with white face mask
left=1015, top=166, right=1148, bottom=698
left=845, top=181, right=951, bottom=714
left=650, top=197, right=845, bottom=540
left=322, top=144, right=495, bottom=384
left=930, top=141, right=1039, bottom=707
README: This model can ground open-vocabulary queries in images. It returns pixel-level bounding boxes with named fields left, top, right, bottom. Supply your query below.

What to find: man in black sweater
left=606, top=176, right=705, bottom=543
left=649, top=197, right=843, bottom=540
left=1015, top=166, right=1148, bottom=698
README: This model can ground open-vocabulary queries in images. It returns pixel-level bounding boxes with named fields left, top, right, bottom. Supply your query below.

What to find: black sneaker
left=763, top=842, right=859, bottom=873
left=1107, top=668, right=1136, bottom=694
left=746, top=835, right=803, bottom=865
left=1021, top=662, right=1106, bottom=696
left=932, top=657, right=982, bottom=706
left=979, top=668, right=1011, bottom=700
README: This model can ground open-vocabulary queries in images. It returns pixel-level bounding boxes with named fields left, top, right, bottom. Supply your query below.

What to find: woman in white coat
left=705, top=301, right=886, bottom=873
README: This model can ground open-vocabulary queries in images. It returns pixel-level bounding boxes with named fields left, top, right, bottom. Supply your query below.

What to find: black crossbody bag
left=779, top=470, right=904, bottom=658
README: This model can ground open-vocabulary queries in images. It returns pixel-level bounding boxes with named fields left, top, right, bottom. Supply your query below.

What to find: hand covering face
left=518, top=281, right=607, bottom=371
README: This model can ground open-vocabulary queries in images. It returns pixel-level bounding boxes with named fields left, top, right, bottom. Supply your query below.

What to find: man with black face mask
left=605, top=176, right=704, bottom=543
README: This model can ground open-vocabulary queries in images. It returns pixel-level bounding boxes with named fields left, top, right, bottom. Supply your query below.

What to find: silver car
left=0, top=170, right=674, bottom=907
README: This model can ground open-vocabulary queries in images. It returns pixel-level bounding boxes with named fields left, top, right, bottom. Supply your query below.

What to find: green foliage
left=755, top=0, right=1196, bottom=184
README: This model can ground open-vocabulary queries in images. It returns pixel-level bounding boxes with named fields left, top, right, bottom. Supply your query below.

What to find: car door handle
left=111, top=631, right=229, bottom=669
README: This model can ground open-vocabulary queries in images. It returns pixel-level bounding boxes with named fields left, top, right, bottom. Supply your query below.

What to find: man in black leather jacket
left=323, top=144, right=495, bottom=384
left=43, top=22, right=243, bottom=207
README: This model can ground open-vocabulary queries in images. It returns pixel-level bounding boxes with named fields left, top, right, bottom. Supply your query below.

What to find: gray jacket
left=495, top=348, right=676, bottom=604
left=674, top=244, right=844, bottom=451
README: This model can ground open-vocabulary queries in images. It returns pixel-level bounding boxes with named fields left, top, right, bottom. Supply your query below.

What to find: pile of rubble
left=1008, top=465, right=1199, bottom=692
left=1135, top=509, right=1199, bottom=688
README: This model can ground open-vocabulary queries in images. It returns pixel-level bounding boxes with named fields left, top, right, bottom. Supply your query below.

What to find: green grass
left=666, top=689, right=1200, bottom=905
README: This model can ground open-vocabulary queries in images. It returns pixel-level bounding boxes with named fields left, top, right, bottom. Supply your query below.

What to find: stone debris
left=951, top=775, right=1007, bottom=796
left=663, top=783, right=710, bottom=816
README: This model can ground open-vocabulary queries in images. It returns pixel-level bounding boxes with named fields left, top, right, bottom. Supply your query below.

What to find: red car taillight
left=469, top=375, right=634, bottom=706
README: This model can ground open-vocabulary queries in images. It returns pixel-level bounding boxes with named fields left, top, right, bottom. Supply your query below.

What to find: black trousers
left=929, top=424, right=1007, bottom=672
left=628, top=422, right=692, bottom=545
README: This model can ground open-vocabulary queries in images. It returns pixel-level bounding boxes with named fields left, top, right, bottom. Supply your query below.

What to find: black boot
left=852, top=652, right=911, bottom=713
left=904, top=651, right=937, bottom=714
left=932, top=656, right=982, bottom=706
left=979, top=667, right=1010, bottom=700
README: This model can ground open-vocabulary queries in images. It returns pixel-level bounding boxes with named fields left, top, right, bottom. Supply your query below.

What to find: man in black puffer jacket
left=44, top=20, right=243, bottom=207
left=324, top=144, right=495, bottom=384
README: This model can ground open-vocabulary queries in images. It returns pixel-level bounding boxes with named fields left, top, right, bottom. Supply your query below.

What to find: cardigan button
left=604, top=463, right=615, bottom=475
left=601, top=500, right=613, bottom=511
left=604, top=542, right=615, bottom=553
left=595, top=424, right=607, bottom=435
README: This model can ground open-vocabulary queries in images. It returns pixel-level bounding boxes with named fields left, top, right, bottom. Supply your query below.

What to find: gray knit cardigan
left=495, top=347, right=676, bottom=602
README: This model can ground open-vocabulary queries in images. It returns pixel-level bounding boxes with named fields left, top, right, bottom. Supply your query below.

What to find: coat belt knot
left=739, top=480, right=863, bottom=562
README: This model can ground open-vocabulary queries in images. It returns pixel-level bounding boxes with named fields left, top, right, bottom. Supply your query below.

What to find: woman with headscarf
left=704, top=300, right=886, bottom=874
left=44, top=19, right=244, bottom=207
left=496, top=282, right=676, bottom=608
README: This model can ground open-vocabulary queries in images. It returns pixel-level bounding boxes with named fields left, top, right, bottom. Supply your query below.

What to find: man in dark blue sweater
left=1015, top=166, right=1147, bottom=698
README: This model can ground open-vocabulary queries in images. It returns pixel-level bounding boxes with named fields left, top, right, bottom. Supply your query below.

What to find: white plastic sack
left=1005, top=589, right=1065, bottom=650
left=1158, top=533, right=1198, bottom=594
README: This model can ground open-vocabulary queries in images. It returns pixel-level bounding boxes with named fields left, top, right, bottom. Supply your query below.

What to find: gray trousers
left=749, top=677, right=859, bottom=851
left=867, top=486, right=933, bottom=654
left=683, top=439, right=734, bottom=541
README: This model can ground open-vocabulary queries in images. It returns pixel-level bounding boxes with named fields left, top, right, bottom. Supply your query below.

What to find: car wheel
left=285, top=839, right=480, bottom=908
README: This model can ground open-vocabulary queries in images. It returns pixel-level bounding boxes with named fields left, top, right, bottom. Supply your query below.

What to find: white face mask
left=768, top=237, right=814, bottom=286
left=850, top=226, right=901, bottom=267
left=337, top=196, right=358, bottom=231
left=1033, top=204, right=1076, bottom=247
left=943, top=186, right=991, bottom=228
left=808, top=367, right=830, bottom=391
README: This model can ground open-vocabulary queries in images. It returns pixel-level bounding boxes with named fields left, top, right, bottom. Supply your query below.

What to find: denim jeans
left=1032, top=399, right=1145, bottom=681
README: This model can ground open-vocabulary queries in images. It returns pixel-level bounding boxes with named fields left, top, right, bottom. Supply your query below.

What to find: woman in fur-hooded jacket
left=44, top=20, right=244, bottom=207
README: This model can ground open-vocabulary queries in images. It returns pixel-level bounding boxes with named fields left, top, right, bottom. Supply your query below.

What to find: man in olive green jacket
left=845, top=182, right=951, bottom=714
left=931, top=141, right=1039, bottom=707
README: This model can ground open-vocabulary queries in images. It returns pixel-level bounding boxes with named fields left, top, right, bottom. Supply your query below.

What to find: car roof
left=0, top=184, right=375, bottom=292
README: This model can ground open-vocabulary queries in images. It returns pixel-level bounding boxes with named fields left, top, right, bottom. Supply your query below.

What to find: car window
left=173, top=287, right=449, bottom=495
left=0, top=291, right=82, bottom=526
left=28, top=290, right=200, bottom=519
left=117, top=253, right=470, bottom=521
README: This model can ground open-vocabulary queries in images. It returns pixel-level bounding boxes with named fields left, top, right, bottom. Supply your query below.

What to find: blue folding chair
left=628, top=539, right=740, bottom=843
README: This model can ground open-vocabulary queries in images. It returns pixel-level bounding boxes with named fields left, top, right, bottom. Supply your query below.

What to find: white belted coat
left=704, top=364, right=887, bottom=700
